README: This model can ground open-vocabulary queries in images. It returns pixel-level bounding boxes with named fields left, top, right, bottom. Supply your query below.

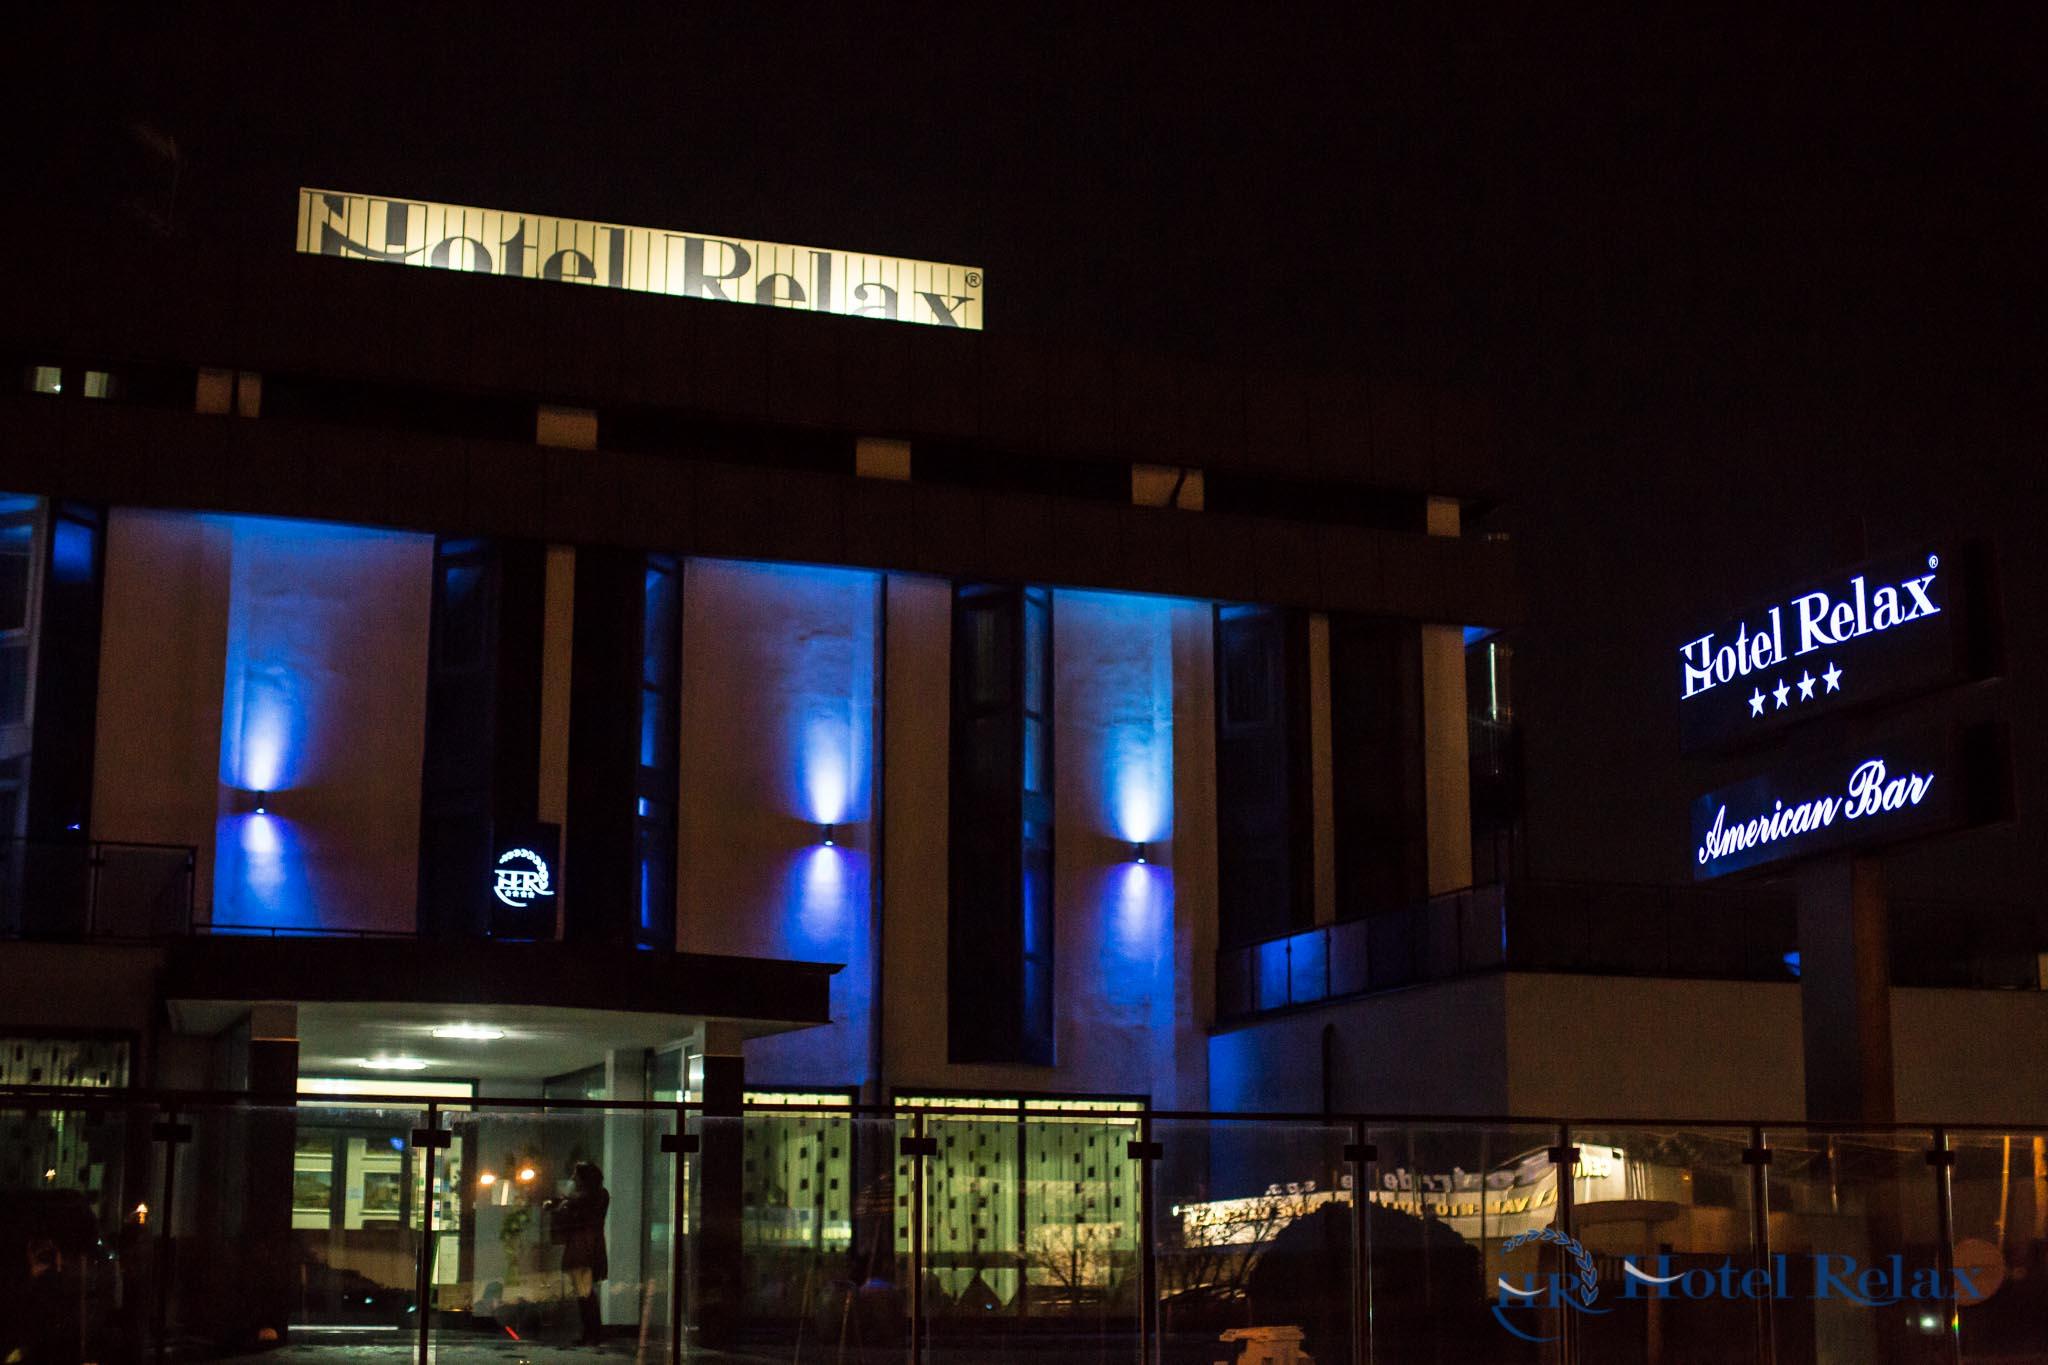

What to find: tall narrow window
left=636, top=555, right=681, bottom=948
left=567, top=547, right=678, bottom=950
left=0, top=497, right=41, bottom=846
left=1213, top=605, right=1311, bottom=945
left=949, top=584, right=1054, bottom=1064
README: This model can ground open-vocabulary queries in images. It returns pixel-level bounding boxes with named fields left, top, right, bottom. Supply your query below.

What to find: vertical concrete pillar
left=1421, top=497, right=1474, bottom=895
left=246, top=1004, right=298, bottom=1343
left=1797, top=856, right=1896, bottom=1122
left=538, top=546, right=575, bottom=937
left=879, top=574, right=950, bottom=1086
left=1167, top=601, right=1218, bottom=1110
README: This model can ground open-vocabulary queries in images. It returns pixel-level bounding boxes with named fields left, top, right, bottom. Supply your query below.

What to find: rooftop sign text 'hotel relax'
left=1675, top=545, right=1979, bottom=754
left=297, top=188, right=985, bottom=330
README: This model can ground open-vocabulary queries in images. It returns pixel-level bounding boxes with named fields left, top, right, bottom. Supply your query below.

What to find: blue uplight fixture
left=822, top=823, right=837, bottom=848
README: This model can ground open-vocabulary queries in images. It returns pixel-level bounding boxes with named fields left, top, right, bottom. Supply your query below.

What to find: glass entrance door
left=289, top=1110, right=421, bottom=1330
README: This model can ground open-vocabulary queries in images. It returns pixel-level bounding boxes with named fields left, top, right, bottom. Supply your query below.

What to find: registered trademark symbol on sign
left=965, top=271, right=982, bottom=288
left=1928, top=554, right=1940, bottom=569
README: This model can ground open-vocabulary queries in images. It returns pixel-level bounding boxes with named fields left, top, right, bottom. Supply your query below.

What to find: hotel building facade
left=2, top=186, right=2043, bottom=1361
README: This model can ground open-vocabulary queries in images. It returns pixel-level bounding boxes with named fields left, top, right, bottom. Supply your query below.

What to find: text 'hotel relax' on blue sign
left=1676, top=545, right=1972, bottom=754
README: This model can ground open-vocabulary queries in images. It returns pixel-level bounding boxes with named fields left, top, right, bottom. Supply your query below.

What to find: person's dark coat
left=552, top=1187, right=610, bottom=1280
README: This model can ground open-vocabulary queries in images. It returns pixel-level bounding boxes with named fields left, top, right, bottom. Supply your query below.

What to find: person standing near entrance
left=549, top=1162, right=611, bottom=1346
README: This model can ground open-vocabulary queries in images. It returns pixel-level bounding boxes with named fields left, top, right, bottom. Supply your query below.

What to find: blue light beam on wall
left=1075, top=592, right=1175, bottom=846
left=211, top=514, right=434, bottom=931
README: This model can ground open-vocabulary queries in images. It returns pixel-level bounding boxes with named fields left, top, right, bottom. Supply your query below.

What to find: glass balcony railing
left=1, top=1089, right=2038, bottom=1364
left=1219, top=879, right=2041, bottom=1020
left=0, top=837, right=194, bottom=940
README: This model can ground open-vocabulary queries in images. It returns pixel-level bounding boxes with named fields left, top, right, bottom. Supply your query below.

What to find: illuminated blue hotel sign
left=1677, top=545, right=1988, bottom=754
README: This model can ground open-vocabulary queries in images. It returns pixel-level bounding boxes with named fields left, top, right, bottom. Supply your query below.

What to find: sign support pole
left=1795, top=855, right=1895, bottom=1123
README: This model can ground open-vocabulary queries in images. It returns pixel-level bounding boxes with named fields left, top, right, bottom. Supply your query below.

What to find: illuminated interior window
left=740, top=1090, right=855, bottom=1272
left=0, top=1037, right=130, bottom=1088
left=81, top=371, right=112, bottom=400
left=28, top=366, right=60, bottom=395
left=894, top=1093, right=1144, bottom=1317
left=297, top=1075, right=477, bottom=1107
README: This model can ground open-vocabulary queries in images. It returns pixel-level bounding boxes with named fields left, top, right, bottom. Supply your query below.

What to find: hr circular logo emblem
left=1494, top=1227, right=1603, bottom=1341
left=493, top=847, right=554, bottom=908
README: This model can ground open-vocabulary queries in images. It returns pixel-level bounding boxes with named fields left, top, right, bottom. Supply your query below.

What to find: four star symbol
left=1746, top=661, right=1846, bottom=721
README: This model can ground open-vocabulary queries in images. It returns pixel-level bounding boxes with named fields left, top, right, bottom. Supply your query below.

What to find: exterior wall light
left=1133, top=842, right=1148, bottom=864
left=477, top=1171, right=498, bottom=1188
left=822, top=823, right=836, bottom=847
left=225, top=787, right=277, bottom=817
left=517, top=1166, right=537, bottom=1183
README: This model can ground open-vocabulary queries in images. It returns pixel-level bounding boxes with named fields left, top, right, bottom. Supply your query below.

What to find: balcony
left=1, top=1087, right=2039, bottom=1362
left=0, top=837, right=193, bottom=939
left=1217, top=879, right=2040, bottom=1021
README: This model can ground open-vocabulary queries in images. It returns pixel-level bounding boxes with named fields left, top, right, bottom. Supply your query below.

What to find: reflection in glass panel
left=431, top=1108, right=672, bottom=1356
left=0, top=1100, right=137, bottom=1362
left=1950, top=1131, right=2048, bottom=1361
left=1764, top=1129, right=1947, bottom=1365
left=1155, top=1118, right=1352, bottom=1365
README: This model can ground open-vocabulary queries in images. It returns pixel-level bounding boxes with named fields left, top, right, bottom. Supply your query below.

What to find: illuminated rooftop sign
left=1676, top=545, right=1991, bottom=754
left=1692, top=724, right=2006, bottom=879
left=297, top=188, right=984, bottom=330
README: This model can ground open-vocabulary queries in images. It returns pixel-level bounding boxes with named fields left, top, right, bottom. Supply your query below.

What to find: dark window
left=435, top=553, right=488, bottom=670
left=1213, top=605, right=1311, bottom=945
left=0, top=503, right=36, bottom=734
left=1328, top=617, right=1427, bottom=915
left=949, top=584, right=1054, bottom=1065
left=24, top=501, right=103, bottom=846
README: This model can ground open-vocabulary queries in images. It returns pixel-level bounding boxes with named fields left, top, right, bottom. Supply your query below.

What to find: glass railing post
left=1131, top=1116, right=1162, bottom=1365
left=1346, top=1122, right=1372, bottom=1365
left=1929, top=1128, right=1961, bottom=1365
left=148, top=1108, right=191, bottom=1365
left=1551, top=1125, right=1580, bottom=1365
left=409, top=1102, right=449, bottom=1365
left=903, top=1110, right=933, bottom=1365
left=659, top=1108, right=697, bottom=1365
left=1743, top=1125, right=1776, bottom=1365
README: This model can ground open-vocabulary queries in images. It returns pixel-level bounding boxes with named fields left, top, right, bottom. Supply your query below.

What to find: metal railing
left=2, top=1086, right=2033, bottom=1365
left=0, top=837, right=194, bottom=941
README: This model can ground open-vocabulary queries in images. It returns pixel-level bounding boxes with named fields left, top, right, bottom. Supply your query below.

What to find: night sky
left=17, top=7, right=2046, bottom=907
